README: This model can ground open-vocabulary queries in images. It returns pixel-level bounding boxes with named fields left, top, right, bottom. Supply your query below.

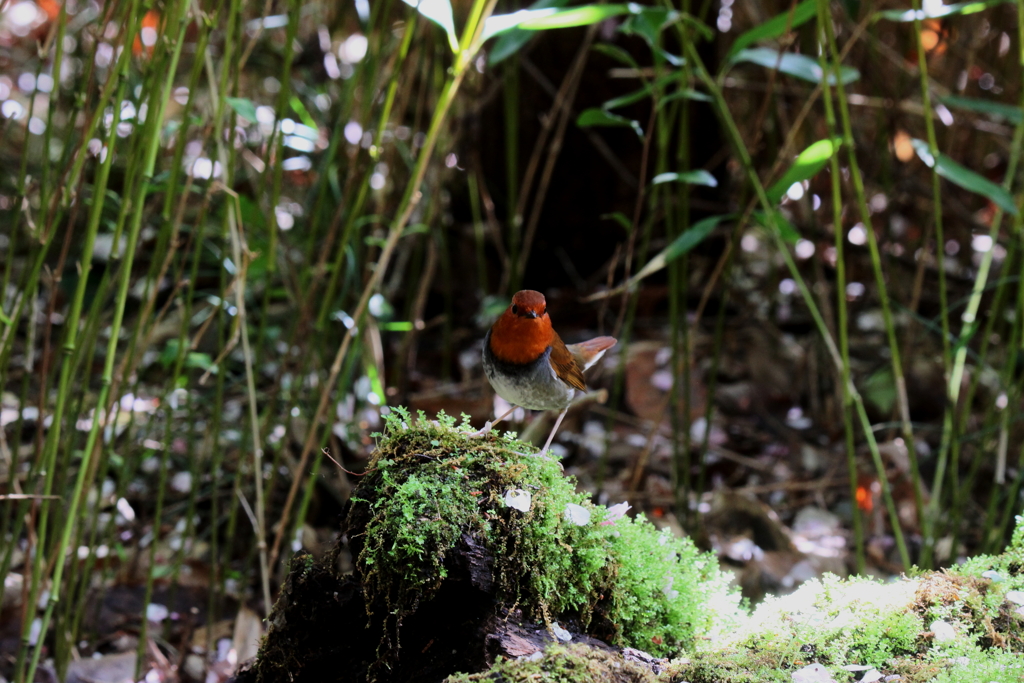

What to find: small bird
left=477, top=290, right=616, bottom=453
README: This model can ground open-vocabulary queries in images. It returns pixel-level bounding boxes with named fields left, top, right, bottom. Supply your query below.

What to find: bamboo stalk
left=684, top=34, right=912, bottom=570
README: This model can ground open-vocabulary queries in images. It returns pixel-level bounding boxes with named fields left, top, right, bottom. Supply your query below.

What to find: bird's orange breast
left=488, top=312, right=554, bottom=365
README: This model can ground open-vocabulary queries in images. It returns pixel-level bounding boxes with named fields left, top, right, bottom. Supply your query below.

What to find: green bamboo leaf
left=752, top=210, right=800, bottom=244
left=403, top=0, right=460, bottom=53
left=587, top=214, right=731, bottom=298
left=483, top=0, right=571, bottom=52
left=656, top=88, right=712, bottom=108
left=911, top=138, right=1018, bottom=215
left=601, top=212, right=632, bottom=231
left=767, top=138, right=842, bottom=204
left=577, top=108, right=643, bottom=137
left=941, top=95, right=1022, bottom=125
left=653, top=48, right=684, bottom=67
left=592, top=43, right=640, bottom=70
left=652, top=170, right=718, bottom=187
left=616, top=5, right=691, bottom=66
left=732, top=48, right=860, bottom=85
left=663, top=215, right=725, bottom=261
left=487, top=2, right=634, bottom=63
left=679, top=13, right=715, bottom=41
left=875, top=0, right=1009, bottom=22
left=862, top=367, right=896, bottom=414
left=380, top=321, right=415, bottom=331
left=636, top=214, right=729, bottom=283
left=0, top=308, right=11, bottom=326
left=726, top=0, right=817, bottom=60
left=516, top=4, right=631, bottom=30
left=601, top=73, right=678, bottom=110
left=618, top=6, right=678, bottom=46
left=776, top=213, right=800, bottom=244
left=290, top=95, right=317, bottom=130
left=226, top=97, right=258, bottom=123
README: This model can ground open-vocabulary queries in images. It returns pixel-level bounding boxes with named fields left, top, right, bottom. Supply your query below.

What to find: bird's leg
left=468, top=405, right=518, bottom=438
left=540, top=406, right=569, bottom=455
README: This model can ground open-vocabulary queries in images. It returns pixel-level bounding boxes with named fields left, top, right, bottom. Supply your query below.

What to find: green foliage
left=875, top=0, right=1012, bottom=22
left=862, top=366, right=897, bottom=415
left=402, top=0, right=460, bottom=53
left=625, top=214, right=731, bottom=291
left=225, top=97, right=257, bottom=123
left=726, top=0, right=818, bottom=59
left=576, top=108, right=644, bottom=137
left=517, top=4, right=635, bottom=30
left=910, top=139, right=1019, bottom=215
left=766, top=138, right=842, bottom=204
left=487, top=0, right=573, bottom=64
left=652, top=171, right=718, bottom=188
left=158, top=340, right=214, bottom=372
left=355, top=409, right=739, bottom=657
left=751, top=210, right=800, bottom=244
left=730, top=48, right=860, bottom=85
left=601, top=74, right=679, bottom=110
left=941, top=96, right=1023, bottom=125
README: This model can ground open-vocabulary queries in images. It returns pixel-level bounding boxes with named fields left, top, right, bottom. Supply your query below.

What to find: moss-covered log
left=234, top=410, right=736, bottom=682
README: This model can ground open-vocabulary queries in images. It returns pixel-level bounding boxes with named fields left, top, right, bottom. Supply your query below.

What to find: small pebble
left=930, top=620, right=956, bottom=642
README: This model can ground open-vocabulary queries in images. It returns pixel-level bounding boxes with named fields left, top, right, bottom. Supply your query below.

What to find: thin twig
left=322, top=447, right=374, bottom=477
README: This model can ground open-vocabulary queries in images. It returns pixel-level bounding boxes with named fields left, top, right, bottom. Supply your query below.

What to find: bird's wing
left=549, top=333, right=587, bottom=391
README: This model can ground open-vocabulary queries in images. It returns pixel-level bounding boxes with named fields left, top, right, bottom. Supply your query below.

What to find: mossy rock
left=350, top=409, right=737, bottom=659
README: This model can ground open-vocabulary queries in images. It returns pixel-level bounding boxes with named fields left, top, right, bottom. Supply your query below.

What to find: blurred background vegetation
left=2, top=0, right=1024, bottom=680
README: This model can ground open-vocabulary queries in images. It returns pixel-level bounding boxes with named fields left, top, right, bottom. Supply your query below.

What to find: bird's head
left=509, top=290, right=547, bottom=320
left=488, top=290, right=554, bottom=364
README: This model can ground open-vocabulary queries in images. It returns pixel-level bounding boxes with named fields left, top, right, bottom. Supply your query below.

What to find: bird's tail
left=568, top=336, right=617, bottom=370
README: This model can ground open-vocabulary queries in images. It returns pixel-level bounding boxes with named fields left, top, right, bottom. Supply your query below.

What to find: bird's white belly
left=483, top=344, right=575, bottom=411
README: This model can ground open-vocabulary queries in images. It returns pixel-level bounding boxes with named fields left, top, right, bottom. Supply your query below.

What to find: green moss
left=681, top=648, right=796, bottom=683
left=602, top=514, right=737, bottom=653
left=928, top=647, right=1024, bottom=683
left=1011, top=515, right=1024, bottom=550
left=701, top=574, right=923, bottom=676
left=353, top=407, right=739, bottom=658
left=442, top=643, right=672, bottom=683
left=675, top=518, right=1024, bottom=683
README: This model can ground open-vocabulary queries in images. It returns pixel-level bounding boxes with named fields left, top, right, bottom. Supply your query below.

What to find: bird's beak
left=524, top=311, right=538, bottom=319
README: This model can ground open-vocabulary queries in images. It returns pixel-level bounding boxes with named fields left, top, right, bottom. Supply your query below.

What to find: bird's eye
left=542, top=306, right=547, bottom=316
left=511, top=304, right=519, bottom=315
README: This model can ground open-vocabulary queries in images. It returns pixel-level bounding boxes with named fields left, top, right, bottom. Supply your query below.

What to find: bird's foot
left=467, top=421, right=494, bottom=439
